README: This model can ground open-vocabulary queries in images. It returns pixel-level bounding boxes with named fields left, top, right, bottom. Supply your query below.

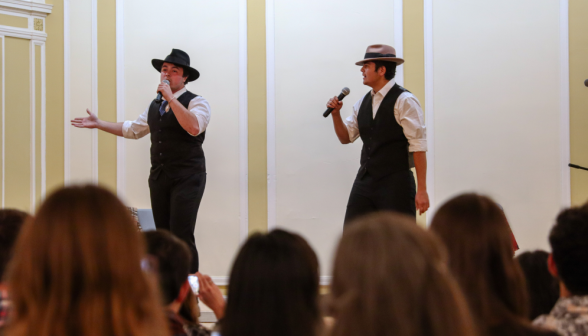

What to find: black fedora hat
left=152, top=49, right=200, bottom=82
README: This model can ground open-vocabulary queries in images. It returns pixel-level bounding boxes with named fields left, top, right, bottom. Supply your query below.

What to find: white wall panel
left=123, top=0, right=241, bottom=276
left=274, top=0, right=396, bottom=275
left=68, top=0, right=93, bottom=183
left=432, top=0, right=563, bottom=250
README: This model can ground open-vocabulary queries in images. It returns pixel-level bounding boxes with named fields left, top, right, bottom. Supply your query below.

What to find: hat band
left=364, top=52, right=396, bottom=59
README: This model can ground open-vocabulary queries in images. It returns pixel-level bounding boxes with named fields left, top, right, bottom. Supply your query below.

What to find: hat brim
left=152, top=59, right=200, bottom=82
left=355, top=57, right=405, bottom=66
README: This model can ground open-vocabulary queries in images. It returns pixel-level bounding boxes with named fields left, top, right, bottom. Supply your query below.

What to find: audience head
left=430, top=193, right=528, bottom=326
left=5, top=185, right=168, bottom=336
left=548, top=206, right=588, bottom=296
left=144, top=230, right=192, bottom=307
left=222, top=229, right=320, bottom=336
left=516, top=250, right=559, bottom=319
left=330, top=212, right=476, bottom=336
left=0, top=209, right=30, bottom=282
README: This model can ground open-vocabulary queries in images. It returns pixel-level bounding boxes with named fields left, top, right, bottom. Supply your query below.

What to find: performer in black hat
left=327, top=44, right=429, bottom=224
left=72, top=49, right=209, bottom=272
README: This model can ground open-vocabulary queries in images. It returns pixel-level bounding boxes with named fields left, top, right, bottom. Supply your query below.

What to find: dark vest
left=147, top=91, right=205, bottom=179
left=357, top=83, right=413, bottom=180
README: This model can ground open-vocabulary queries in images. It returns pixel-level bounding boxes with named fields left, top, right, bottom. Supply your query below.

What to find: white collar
left=371, top=78, right=396, bottom=97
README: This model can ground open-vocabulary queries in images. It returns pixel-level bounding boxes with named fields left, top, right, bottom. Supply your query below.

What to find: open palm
left=71, top=109, right=99, bottom=129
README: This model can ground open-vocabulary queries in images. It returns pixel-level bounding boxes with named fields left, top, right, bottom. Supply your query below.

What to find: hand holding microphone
left=324, top=87, right=350, bottom=117
left=155, top=79, right=171, bottom=104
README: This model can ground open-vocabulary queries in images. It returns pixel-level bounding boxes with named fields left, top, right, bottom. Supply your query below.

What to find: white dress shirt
left=122, top=87, right=211, bottom=139
left=344, top=79, right=427, bottom=152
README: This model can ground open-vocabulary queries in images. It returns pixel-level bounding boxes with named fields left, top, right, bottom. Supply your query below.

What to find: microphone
left=569, top=163, right=588, bottom=171
left=323, top=87, right=351, bottom=118
left=585, top=79, right=588, bottom=87
left=155, top=79, right=170, bottom=104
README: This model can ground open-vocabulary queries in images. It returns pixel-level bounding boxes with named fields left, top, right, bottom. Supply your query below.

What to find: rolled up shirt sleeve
left=395, top=93, right=427, bottom=152
left=187, top=96, right=211, bottom=136
left=122, top=107, right=150, bottom=139
left=343, top=97, right=364, bottom=143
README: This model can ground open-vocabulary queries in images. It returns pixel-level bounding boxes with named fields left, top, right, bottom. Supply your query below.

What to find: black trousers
left=149, top=172, right=206, bottom=273
left=343, top=169, right=416, bottom=226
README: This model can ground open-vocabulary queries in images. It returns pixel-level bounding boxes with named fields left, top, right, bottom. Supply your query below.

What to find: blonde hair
left=330, top=212, right=477, bottom=336
left=6, top=185, right=169, bottom=336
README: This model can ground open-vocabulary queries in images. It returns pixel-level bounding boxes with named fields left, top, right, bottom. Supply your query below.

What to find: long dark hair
left=430, top=193, right=528, bottom=329
left=515, top=250, right=559, bottom=319
left=221, top=229, right=321, bottom=336
left=330, top=212, right=477, bottom=336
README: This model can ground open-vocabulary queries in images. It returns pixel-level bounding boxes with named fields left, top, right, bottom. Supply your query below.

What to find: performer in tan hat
left=327, top=44, right=429, bottom=224
left=71, top=49, right=209, bottom=272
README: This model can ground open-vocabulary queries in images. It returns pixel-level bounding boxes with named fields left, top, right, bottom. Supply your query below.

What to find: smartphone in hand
left=188, top=275, right=199, bottom=294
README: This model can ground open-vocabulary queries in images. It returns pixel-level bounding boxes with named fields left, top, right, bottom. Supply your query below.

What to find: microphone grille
left=163, top=79, right=170, bottom=85
left=342, top=87, right=350, bottom=95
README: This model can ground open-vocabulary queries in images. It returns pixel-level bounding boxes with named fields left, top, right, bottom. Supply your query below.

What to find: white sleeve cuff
left=122, top=120, right=135, bottom=139
left=408, top=139, right=428, bottom=152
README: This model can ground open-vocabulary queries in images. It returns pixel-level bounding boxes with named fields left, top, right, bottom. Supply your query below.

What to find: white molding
left=1, top=36, right=4, bottom=206
left=0, top=0, right=51, bottom=17
left=0, top=9, right=28, bottom=18
left=211, top=276, right=229, bottom=286
left=91, top=0, right=98, bottom=184
left=424, top=0, right=434, bottom=224
left=0, top=25, right=46, bottom=41
left=116, top=0, right=125, bottom=198
left=393, top=0, right=404, bottom=86
left=560, top=0, right=571, bottom=207
left=63, top=0, right=70, bottom=184
left=239, top=0, right=248, bottom=242
left=210, top=276, right=332, bottom=287
left=29, top=39, right=35, bottom=209
left=40, top=42, right=45, bottom=200
left=266, top=0, right=276, bottom=231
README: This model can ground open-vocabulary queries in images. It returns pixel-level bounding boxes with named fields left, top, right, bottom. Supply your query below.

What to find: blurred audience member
left=516, top=251, right=559, bottom=320
left=0, top=210, right=30, bottom=331
left=330, top=212, right=477, bottom=336
left=5, top=185, right=168, bottom=336
left=533, top=207, right=588, bottom=336
left=219, top=229, right=321, bottom=336
left=145, top=230, right=224, bottom=336
left=431, top=193, right=559, bottom=336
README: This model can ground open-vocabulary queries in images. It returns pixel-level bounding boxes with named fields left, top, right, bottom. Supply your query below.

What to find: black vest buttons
left=159, top=141, right=162, bottom=144
left=160, top=153, right=162, bottom=156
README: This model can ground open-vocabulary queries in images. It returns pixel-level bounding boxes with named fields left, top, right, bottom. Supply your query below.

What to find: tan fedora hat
left=355, top=44, right=404, bottom=66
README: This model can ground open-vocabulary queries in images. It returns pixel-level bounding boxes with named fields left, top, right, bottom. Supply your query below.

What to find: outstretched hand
left=71, top=109, right=99, bottom=129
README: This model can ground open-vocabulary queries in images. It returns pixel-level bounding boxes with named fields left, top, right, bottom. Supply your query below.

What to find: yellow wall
left=247, top=0, right=268, bottom=234
left=0, top=14, right=28, bottom=28
left=570, top=0, right=588, bottom=206
left=404, top=0, right=426, bottom=226
left=4, top=37, right=31, bottom=211
left=35, top=45, right=42, bottom=203
left=97, top=0, right=117, bottom=192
